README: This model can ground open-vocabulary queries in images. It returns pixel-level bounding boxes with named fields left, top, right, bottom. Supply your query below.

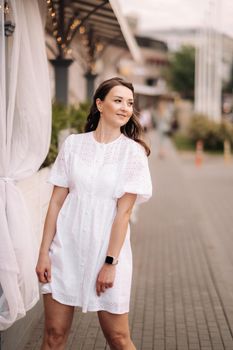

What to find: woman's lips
left=117, top=113, right=127, bottom=117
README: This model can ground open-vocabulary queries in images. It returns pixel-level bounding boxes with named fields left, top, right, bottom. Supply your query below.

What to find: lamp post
left=84, top=70, right=97, bottom=100
left=50, top=58, right=73, bottom=105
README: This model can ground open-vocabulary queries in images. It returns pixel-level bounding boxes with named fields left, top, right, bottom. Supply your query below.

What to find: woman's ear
left=96, top=98, right=102, bottom=113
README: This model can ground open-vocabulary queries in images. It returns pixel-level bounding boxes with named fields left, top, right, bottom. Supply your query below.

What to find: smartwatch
left=105, top=255, right=118, bottom=265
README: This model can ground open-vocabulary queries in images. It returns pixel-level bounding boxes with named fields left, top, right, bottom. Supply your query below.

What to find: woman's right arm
left=36, top=185, right=69, bottom=283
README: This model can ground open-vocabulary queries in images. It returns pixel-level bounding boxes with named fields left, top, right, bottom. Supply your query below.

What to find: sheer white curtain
left=0, top=0, right=51, bottom=330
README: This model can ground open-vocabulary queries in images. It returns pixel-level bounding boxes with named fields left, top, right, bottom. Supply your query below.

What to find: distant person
left=139, top=107, right=153, bottom=132
left=36, top=77, right=152, bottom=350
left=156, top=101, right=171, bottom=158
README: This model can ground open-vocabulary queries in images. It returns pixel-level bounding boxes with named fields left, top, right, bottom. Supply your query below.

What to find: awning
left=109, top=0, right=143, bottom=63
left=46, top=0, right=142, bottom=63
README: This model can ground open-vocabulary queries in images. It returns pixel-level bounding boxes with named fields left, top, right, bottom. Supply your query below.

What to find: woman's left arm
left=96, top=192, right=137, bottom=296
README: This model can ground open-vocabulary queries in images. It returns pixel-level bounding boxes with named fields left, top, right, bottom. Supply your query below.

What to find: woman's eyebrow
left=113, top=95, right=134, bottom=101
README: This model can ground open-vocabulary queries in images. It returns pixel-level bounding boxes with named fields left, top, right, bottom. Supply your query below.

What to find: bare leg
left=41, top=294, right=74, bottom=350
left=98, top=311, right=136, bottom=350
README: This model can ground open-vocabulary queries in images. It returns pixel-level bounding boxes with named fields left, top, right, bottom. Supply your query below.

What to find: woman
left=36, top=77, right=152, bottom=350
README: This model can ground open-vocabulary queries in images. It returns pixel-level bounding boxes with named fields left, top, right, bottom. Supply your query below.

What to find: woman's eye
left=114, top=99, right=133, bottom=106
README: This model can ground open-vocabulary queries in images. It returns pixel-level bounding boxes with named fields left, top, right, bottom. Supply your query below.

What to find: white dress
left=41, top=131, right=152, bottom=314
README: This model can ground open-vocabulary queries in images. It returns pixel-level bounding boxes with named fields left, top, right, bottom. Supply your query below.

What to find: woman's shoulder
left=62, top=132, right=91, bottom=155
left=122, top=134, right=147, bottom=156
left=65, top=132, right=91, bottom=144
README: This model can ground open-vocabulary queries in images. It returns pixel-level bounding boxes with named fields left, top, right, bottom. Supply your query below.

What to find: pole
left=195, top=0, right=222, bottom=122
left=50, top=58, right=73, bottom=105
left=194, top=29, right=201, bottom=114
left=212, top=0, right=222, bottom=122
left=84, top=70, right=97, bottom=100
left=206, top=2, right=212, bottom=119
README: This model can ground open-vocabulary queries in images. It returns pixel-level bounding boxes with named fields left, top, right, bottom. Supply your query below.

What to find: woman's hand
left=96, top=264, right=116, bottom=296
left=36, top=252, right=51, bottom=283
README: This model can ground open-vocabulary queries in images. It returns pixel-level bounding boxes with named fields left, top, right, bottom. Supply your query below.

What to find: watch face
left=105, top=256, right=114, bottom=264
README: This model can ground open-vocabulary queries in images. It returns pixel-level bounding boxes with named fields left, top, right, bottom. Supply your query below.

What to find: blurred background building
left=144, top=27, right=233, bottom=83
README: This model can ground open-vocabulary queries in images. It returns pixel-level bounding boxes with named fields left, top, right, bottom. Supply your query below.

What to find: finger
left=37, top=272, right=47, bottom=283
left=100, top=284, right=106, bottom=293
left=97, top=282, right=105, bottom=295
left=46, top=268, right=51, bottom=282
left=36, top=269, right=42, bottom=279
left=37, top=269, right=50, bottom=283
left=96, top=282, right=101, bottom=296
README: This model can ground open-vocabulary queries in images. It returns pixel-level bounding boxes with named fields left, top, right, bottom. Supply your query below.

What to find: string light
left=82, top=38, right=89, bottom=46
left=2, top=1, right=10, bottom=14
left=4, top=3, right=10, bottom=14
left=47, top=0, right=67, bottom=55
left=96, top=42, right=104, bottom=52
left=46, top=0, right=84, bottom=57
left=65, top=16, right=87, bottom=49
left=79, top=26, right=85, bottom=34
left=70, top=19, right=80, bottom=30
left=46, top=0, right=103, bottom=63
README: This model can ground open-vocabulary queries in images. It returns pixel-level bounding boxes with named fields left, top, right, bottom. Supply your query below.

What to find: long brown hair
left=84, top=77, right=150, bottom=156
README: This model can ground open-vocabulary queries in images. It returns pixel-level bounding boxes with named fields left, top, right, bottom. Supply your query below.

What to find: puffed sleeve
left=115, top=146, right=152, bottom=204
left=47, top=136, right=72, bottom=188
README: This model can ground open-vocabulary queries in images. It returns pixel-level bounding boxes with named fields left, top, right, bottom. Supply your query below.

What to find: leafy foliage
left=172, top=132, right=195, bottom=151
left=41, top=102, right=90, bottom=167
left=188, top=114, right=233, bottom=151
left=168, top=45, right=195, bottom=100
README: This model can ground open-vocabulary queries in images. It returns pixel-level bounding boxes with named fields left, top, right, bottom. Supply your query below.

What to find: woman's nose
left=120, top=102, right=127, bottom=110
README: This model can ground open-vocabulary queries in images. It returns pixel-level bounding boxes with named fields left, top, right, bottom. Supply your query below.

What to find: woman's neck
left=94, top=122, right=121, bottom=144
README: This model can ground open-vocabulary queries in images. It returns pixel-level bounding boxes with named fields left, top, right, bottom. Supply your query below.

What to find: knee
left=45, top=326, right=67, bottom=348
left=108, top=332, right=130, bottom=350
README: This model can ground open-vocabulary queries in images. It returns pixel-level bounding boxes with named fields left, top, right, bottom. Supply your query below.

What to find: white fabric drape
left=0, top=0, right=51, bottom=330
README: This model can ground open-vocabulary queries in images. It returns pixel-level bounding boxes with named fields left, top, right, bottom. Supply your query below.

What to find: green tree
left=168, top=45, right=195, bottom=100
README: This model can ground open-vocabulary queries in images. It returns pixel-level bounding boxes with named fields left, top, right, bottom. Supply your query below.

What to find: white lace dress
left=41, top=131, right=152, bottom=314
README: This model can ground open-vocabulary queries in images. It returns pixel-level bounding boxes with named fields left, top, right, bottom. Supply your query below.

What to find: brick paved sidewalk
left=24, top=132, right=233, bottom=350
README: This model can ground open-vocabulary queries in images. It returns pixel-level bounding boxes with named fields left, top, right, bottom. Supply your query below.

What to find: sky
left=118, top=0, right=233, bottom=38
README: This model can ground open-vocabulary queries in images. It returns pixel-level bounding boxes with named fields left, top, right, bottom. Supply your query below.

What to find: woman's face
left=96, top=85, right=134, bottom=129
